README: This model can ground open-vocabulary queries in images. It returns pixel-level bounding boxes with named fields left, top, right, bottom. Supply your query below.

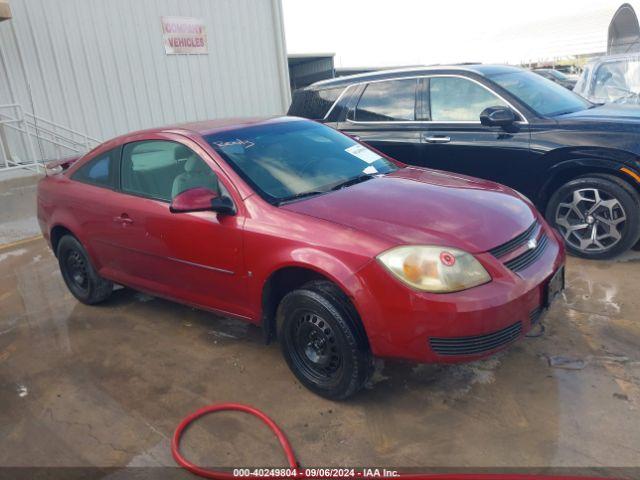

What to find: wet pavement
left=0, top=238, right=639, bottom=476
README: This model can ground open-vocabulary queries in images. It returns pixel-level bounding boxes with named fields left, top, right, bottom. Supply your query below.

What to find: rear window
left=355, top=79, right=417, bottom=122
left=288, top=87, right=343, bottom=119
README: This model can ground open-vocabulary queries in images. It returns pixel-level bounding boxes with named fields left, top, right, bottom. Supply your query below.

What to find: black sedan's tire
left=57, top=235, right=113, bottom=304
left=277, top=280, right=372, bottom=400
left=546, top=174, right=640, bottom=259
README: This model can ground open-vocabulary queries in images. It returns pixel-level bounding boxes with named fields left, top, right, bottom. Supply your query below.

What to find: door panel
left=97, top=138, right=249, bottom=318
left=418, top=75, right=534, bottom=196
left=339, top=123, right=422, bottom=164
left=419, top=123, right=533, bottom=194
left=104, top=192, right=248, bottom=317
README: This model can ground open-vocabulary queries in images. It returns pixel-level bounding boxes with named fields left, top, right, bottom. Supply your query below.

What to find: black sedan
left=289, top=65, right=640, bottom=259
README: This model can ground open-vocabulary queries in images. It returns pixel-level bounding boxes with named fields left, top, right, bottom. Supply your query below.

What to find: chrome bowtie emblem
left=527, top=238, right=538, bottom=250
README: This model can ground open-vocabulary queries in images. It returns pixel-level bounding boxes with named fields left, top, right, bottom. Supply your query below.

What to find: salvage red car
left=37, top=117, right=565, bottom=399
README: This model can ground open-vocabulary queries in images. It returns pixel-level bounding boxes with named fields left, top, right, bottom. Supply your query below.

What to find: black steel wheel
left=65, top=249, right=90, bottom=295
left=546, top=174, right=640, bottom=259
left=57, top=235, right=113, bottom=304
left=278, top=280, right=372, bottom=400
left=290, top=311, right=343, bottom=382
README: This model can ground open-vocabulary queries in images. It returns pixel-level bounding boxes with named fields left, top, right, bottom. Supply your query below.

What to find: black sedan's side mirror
left=480, top=106, right=517, bottom=127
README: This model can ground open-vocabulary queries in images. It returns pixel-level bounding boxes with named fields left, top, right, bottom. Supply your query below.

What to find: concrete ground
left=1, top=236, right=639, bottom=478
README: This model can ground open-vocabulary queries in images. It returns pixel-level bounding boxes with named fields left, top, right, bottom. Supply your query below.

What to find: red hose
left=171, top=403, right=298, bottom=480
left=172, top=403, right=610, bottom=480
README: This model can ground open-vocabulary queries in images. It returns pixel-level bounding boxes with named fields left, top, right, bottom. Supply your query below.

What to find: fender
left=253, top=247, right=374, bottom=338
left=48, top=215, right=102, bottom=269
left=542, top=145, right=639, bottom=167
left=538, top=149, right=640, bottom=205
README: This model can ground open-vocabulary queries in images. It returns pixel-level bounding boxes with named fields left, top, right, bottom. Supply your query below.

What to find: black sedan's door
left=417, top=76, right=534, bottom=197
left=336, top=78, right=422, bottom=164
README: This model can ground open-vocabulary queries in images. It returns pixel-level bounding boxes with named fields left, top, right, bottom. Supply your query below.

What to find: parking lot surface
left=1, top=238, right=639, bottom=474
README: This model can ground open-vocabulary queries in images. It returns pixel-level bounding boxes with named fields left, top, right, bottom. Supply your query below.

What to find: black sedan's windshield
left=205, top=119, right=398, bottom=204
left=489, top=70, right=591, bottom=116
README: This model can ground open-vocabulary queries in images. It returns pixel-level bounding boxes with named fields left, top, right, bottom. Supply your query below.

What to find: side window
left=121, top=140, right=218, bottom=202
left=355, top=79, right=417, bottom=122
left=429, top=77, right=507, bottom=122
left=287, top=87, right=344, bottom=119
left=573, top=65, right=590, bottom=96
left=71, top=150, right=117, bottom=188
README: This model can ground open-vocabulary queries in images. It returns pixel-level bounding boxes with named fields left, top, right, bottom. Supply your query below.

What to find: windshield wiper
left=276, top=190, right=327, bottom=205
left=276, top=174, right=377, bottom=206
left=329, top=173, right=376, bottom=191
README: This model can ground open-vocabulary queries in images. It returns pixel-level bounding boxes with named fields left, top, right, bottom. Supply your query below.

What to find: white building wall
left=0, top=0, right=290, bottom=161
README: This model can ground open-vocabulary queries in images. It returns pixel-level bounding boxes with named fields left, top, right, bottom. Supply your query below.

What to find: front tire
left=277, top=281, right=372, bottom=400
left=546, top=174, right=640, bottom=259
left=57, top=235, right=113, bottom=304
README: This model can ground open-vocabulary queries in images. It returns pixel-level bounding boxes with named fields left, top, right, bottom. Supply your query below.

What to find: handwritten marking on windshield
left=213, top=139, right=255, bottom=149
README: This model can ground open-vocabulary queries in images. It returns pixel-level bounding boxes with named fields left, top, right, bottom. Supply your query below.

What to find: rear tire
left=545, top=174, right=640, bottom=260
left=277, top=280, right=372, bottom=400
left=57, top=235, right=113, bottom=304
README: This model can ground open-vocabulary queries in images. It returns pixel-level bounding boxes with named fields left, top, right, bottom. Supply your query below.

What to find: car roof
left=88, top=116, right=301, bottom=157
left=111, top=116, right=294, bottom=140
left=308, top=64, right=524, bottom=89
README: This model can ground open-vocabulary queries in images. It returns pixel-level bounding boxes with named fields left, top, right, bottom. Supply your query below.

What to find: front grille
left=489, top=221, right=539, bottom=258
left=429, top=321, right=522, bottom=356
left=529, top=306, right=543, bottom=326
left=504, top=233, right=549, bottom=272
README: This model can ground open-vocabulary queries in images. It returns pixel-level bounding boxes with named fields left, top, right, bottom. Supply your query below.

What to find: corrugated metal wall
left=0, top=0, right=290, bottom=161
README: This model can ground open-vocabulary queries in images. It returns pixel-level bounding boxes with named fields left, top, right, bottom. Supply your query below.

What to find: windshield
left=489, top=70, right=590, bottom=116
left=592, top=58, right=640, bottom=103
left=547, top=69, right=567, bottom=80
left=205, top=120, right=398, bottom=204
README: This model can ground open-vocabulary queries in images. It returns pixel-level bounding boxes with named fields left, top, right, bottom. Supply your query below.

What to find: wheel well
left=50, top=226, right=75, bottom=256
left=541, top=165, right=640, bottom=210
left=261, top=267, right=361, bottom=345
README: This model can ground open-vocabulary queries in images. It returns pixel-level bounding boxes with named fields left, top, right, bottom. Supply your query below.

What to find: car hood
left=281, top=167, right=536, bottom=253
left=557, top=103, right=640, bottom=123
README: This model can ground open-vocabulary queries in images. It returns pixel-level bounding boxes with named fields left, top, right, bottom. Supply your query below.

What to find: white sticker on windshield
left=345, top=144, right=382, bottom=164
left=363, top=165, right=378, bottom=174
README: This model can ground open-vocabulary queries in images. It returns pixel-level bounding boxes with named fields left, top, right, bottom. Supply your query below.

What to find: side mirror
left=480, top=106, right=517, bottom=127
left=170, top=187, right=219, bottom=213
left=211, top=195, right=237, bottom=216
left=170, top=187, right=237, bottom=215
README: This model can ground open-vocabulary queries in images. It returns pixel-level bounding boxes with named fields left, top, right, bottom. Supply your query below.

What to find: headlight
left=377, top=246, right=491, bottom=293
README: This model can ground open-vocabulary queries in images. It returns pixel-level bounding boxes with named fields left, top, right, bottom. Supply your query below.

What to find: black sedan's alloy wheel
left=547, top=175, right=640, bottom=259
left=57, top=235, right=113, bottom=304
left=278, top=280, right=372, bottom=400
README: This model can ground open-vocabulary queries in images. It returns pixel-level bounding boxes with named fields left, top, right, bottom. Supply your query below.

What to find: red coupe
left=38, top=117, right=565, bottom=399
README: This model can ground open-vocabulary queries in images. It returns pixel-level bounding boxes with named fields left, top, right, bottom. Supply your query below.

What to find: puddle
left=0, top=248, right=27, bottom=263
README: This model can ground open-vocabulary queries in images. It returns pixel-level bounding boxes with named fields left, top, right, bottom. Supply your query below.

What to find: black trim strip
left=504, top=233, right=549, bottom=272
left=488, top=221, right=539, bottom=258
left=429, top=321, right=522, bottom=356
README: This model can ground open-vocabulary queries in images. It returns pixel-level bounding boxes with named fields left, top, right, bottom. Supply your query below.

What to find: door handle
left=113, top=214, right=133, bottom=225
left=424, top=135, right=451, bottom=144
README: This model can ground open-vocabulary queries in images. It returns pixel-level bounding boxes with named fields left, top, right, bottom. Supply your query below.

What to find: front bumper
left=352, top=226, right=566, bottom=364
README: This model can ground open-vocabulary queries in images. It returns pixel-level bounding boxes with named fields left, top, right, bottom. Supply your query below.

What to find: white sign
left=345, top=144, right=382, bottom=164
left=161, top=16, right=208, bottom=55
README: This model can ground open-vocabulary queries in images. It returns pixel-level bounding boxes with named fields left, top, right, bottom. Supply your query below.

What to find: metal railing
left=0, top=104, right=101, bottom=172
